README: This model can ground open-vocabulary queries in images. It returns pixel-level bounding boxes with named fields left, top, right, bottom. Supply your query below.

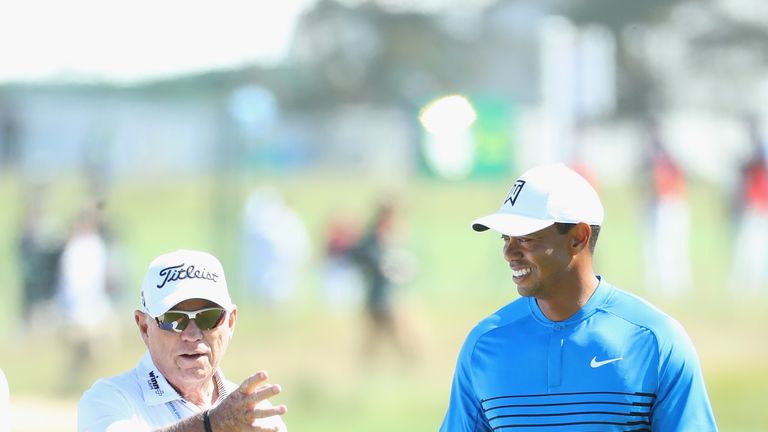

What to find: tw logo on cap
left=156, top=263, right=219, bottom=289
left=503, top=180, right=526, bottom=207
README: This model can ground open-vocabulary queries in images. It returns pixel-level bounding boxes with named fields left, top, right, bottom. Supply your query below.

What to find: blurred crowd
left=639, top=114, right=768, bottom=297
left=17, top=192, right=122, bottom=391
left=239, top=187, right=418, bottom=361
left=9, top=112, right=768, bottom=395
left=13, top=184, right=421, bottom=393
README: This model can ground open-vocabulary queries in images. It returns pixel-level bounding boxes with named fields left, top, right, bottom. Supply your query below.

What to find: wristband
left=203, top=409, right=213, bottom=432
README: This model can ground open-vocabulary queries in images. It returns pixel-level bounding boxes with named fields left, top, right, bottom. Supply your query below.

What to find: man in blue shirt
left=440, top=163, right=717, bottom=432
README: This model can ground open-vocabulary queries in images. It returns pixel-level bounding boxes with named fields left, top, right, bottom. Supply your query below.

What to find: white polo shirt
left=0, top=368, right=9, bottom=432
left=78, top=352, right=287, bottom=432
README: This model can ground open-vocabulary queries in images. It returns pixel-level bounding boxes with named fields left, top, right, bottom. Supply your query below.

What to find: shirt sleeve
left=651, top=319, right=718, bottom=431
left=439, top=330, right=492, bottom=432
left=78, top=380, right=151, bottom=432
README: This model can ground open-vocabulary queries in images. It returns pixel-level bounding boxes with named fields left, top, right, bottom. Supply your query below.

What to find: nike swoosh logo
left=590, top=356, right=624, bottom=368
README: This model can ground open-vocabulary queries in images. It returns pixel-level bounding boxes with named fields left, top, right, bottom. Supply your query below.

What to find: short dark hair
left=554, top=223, right=601, bottom=253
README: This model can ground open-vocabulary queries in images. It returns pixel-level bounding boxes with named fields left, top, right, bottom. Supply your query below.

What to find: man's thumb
left=239, top=371, right=268, bottom=395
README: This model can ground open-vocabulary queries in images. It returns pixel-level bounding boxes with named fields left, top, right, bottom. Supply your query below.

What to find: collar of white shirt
left=137, top=351, right=229, bottom=407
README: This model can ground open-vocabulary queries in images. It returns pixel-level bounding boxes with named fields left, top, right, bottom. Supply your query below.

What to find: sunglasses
left=155, top=307, right=227, bottom=333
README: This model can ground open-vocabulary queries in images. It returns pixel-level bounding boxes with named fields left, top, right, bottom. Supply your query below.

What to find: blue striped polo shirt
left=440, top=278, right=717, bottom=431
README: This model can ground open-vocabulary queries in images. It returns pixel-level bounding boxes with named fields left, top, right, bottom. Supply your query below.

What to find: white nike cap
left=140, top=249, right=234, bottom=317
left=471, top=163, right=604, bottom=236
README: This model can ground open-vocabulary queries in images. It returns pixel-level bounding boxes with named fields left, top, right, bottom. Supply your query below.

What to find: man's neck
left=536, top=272, right=599, bottom=322
left=172, top=373, right=219, bottom=409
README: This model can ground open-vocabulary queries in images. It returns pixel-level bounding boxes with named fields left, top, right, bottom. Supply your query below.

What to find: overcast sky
left=0, top=0, right=317, bottom=83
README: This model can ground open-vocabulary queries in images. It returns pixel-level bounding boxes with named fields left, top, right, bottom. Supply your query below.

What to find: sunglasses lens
left=156, top=308, right=226, bottom=332
left=195, top=309, right=226, bottom=330
left=157, top=312, right=189, bottom=332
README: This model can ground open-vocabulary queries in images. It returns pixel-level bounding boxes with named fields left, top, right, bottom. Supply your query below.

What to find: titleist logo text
left=156, top=263, right=219, bottom=289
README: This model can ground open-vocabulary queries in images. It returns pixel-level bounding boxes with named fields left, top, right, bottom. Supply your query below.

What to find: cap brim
left=145, top=282, right=233, bottom=317
left=471, top=213, right=555, bottom=237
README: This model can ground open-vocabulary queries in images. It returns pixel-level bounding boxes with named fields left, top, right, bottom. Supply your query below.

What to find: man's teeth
left=512, top=268, right=531, bottom=278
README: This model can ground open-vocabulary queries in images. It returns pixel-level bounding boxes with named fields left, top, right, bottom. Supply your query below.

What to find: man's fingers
left=238, top=371, right=269, bottom=395
left=252, top=404, right=288, bottom=419
left=246, top=384, right=282, bottom=407
left=252, top=426, right=280, bottom=432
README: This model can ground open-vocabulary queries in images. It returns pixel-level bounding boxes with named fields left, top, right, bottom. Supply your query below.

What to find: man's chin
left=179, top=367, right=213, bottom=383
left=515, top=283, right=536, bottom=298
left=176, top=358, right=213, bottom=375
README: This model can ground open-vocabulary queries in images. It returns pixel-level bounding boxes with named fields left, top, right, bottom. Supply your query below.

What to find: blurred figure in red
left=730, top=114, right=768, bottom=295
left=641, top=117, right=692, bottom=296
left=321, top=211, right=364, bottom=311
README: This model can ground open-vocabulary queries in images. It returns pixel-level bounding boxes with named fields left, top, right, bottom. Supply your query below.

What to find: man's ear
left=135, top=310, right=151, bottom=347
left=228, top=305, right=237, bottom=335
left=570, top=223, right=591, bottom=253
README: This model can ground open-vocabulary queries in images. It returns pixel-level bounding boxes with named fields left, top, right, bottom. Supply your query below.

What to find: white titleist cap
left=140, top=249, right=233, bottom=317
left=471, top=163, right=604, bottom=236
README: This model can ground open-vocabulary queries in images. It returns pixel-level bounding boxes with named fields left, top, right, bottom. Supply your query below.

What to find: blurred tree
left=284, top=0, right=698, bottom=117
left=564, top=0, right=686, bottom=26
left=288, top=0, right=475, bottom=109
left=560, top=0, right=691, bottom=116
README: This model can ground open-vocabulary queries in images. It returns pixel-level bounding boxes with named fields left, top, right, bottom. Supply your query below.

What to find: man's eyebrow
left=506, top=234, right=538, bottom=240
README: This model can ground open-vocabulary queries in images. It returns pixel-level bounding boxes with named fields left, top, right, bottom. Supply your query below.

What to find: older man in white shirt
left=79, top=249, right=287, bottom=432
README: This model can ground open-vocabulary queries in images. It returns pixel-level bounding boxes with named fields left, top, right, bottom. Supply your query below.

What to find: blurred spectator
left=321, top=211, right=364, bottom=311
left=350, top=197, right=417, bottom=361
left=17, top=187, right=63, bottom=327
left=0, top=101, right=19, bottom=168
left=0, top=367, right=8, bottom=432
left=240, top=187, right=311, bottom=307
left=569, top=124, right=601, bottom=190
left=641, top=118, right=692, bottom=296
left=55, top=201, right=116, bottom=392
left=729, top=115, right=768, bottom=295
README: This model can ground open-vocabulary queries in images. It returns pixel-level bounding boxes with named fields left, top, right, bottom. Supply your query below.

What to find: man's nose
left=503, top=239, right=521, bottom=261
left=180, top=318, right=204, bottom=340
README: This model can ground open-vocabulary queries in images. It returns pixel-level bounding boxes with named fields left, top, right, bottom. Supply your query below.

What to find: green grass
left=1, top=171, right=766, bottom=431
